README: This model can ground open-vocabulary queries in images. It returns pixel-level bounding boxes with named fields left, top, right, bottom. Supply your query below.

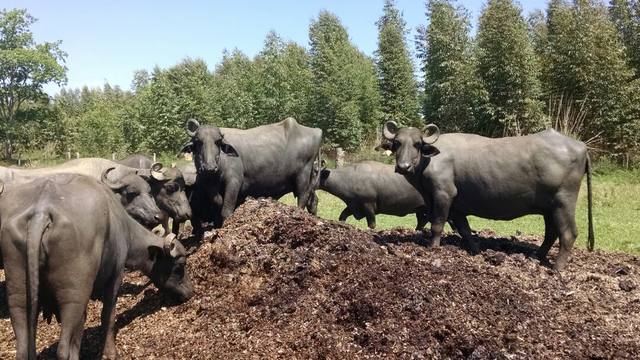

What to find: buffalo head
left=144, top=163, right=192, bottom=222
left=381, top=121, right=441, bottom=175
left=147, top=233, right=194, bottom=302
left=101, top=167, right=163, bottom=228
left=181, top=119, right=238, bottom=176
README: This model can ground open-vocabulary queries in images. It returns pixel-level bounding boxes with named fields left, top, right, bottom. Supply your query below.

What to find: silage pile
left=1, top=198, right=639, bottom=359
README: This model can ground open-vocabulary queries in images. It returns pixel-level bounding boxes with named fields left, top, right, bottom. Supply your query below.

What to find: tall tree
left=0, top=9, right=67, bottom=159
left=210, top=49, right=258, bottom=129
left=309, top=11, right=381, bottom=150
left=417, top=0, right=487, bottom=133
left=546, top=0, right=638, bottom=153
left=376, top=0, right=420, bottom=126
left=135, top=58, right=215, bottom=153
left=476, top=0, right=546, bottom=136
left=609, top=0, right=640, bottom=77
left=253, top=31, right=313, bottom=126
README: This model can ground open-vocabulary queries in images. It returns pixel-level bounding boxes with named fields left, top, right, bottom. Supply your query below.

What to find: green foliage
left=545, top=0, right=639, bottom=155
left=135, top=58, right=215, bottom=153
left=476, top=0, right=546, bottom=136
left=375, top=0, right=420, bottom=127
left=210, top=50, right=257, bottom=129
left=609, top=0, right=640, bottom=77
left=309, top=11, right=381, bottom=150
left=55, top=85, right=134, bottom=157
left=0, top=8, right=67, bottom=159
left=252, top=32, right=313, bottom=126
left=417, top=0, right=487, bottom=133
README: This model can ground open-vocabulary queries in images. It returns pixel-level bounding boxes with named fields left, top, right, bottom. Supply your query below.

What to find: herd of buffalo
left=0, top=117, right=594, bottom=359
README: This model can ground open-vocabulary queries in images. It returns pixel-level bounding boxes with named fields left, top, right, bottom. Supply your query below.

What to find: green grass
left=281, top=168, right=640, bottom=254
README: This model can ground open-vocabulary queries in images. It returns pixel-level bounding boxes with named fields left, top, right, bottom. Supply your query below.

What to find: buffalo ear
left=147, top=245, right=163, bottom=262
left=220, top=142, right=239, bottom=157
left=421, top=144, right=440, bottom=158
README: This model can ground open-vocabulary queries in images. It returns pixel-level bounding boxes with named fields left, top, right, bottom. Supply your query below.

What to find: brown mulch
left=1, top=198, right=640, bottom=359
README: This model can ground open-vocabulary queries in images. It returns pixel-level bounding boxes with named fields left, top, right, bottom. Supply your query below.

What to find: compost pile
left=1, top=199, right=640, bottom=359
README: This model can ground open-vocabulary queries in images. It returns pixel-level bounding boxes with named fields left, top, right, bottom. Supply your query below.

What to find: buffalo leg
left=295, top=165, right=314, bottom=212
left=553, top=208, right=578, bottom=271
left=537, top=214, right=558, bottom=265
left=101, top=274, right=123, bottom=360
left=428, top=190, right=453, bottom=248
left=4, top=256, right=31, bottom=359
left=450, top=214, right=479, bottom=253
left=338, top=208, right=352, bottom=222
left=221, top=180, right=241, bottom=222
left=306, top=192, right=319, bottom=215
left=56, top=301, right=88, bottom=360
left=415, top=210, right=428, bottom=230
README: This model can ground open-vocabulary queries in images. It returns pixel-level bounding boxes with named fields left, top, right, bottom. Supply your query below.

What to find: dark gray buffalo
left=0, top=174, right=193, bottom=360
left=116, top=155, right=193, bottom=234
left=319, top=161, right=428, bottom=229
left=380, top=121, right=594, bottom=270
left=181, top=117, right=322, bottom=235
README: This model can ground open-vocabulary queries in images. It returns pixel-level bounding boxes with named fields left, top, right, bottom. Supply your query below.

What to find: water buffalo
left=0, top=174, right=193, bottom=359
left=0, top=158, right=191, bottom=229
left=116, top=155, right=193, bottom=234
left=319, top=161, right=428, bottom=229
left=380, top=121, right=594, bottom=270
left=181, top=117, right=322, bottom=236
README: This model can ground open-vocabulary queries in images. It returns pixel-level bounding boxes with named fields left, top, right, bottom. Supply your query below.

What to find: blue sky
left=5, top=0, right=547, bottom=94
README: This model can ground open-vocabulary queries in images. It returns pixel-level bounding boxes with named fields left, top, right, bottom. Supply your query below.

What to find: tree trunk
left=3, top=138, right=12, bottom=161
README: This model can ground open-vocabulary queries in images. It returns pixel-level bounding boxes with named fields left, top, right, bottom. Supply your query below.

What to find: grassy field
left=281, top=165, right=640, bottom=254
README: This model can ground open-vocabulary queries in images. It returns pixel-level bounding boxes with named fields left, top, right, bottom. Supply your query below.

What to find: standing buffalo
left=319, top=161, right=428, bottom=229
left=380, top=121, right=594, bottom=270
left=0, top=174, right=193, bottom=360
left=181, top=117, right=322, bottom=236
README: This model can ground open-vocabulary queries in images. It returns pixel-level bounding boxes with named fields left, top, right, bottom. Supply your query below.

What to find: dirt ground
left=1, top=198, right=639, bottom=359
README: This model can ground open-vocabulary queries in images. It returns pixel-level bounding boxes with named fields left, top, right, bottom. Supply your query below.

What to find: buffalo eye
left=126, top=191, right=138, bottom=202
left=165, top=183, right=177, bottom=193
left=392, top=140, right=400, bottom=151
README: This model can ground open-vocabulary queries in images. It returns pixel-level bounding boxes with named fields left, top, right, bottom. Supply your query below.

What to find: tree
left=253, top=31, right=313, bottom=126
left=546, top=0, right=638, bottom=154
left=417, top=0, right=487, bottom=133
left=309, top=11, right=381, bottom=150
left=476, top=0, right=546, bottom=136
left=0, top=8, right=67, bottom=159
left=609, top=0, right=640, bottom=77
left=136, top=58, right=215, bottom=153
left=210, top=49, right=258, bottom=129
left=376, top=0, right=420, bottom=126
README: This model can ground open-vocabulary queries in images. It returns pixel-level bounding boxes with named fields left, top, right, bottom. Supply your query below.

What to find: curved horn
left=101, top=167, right=125, bottom=190
left=383, top=121, right=399, bottom=140
left=186, top=118, right=200, bottom=137
left=421, top=124, right=440, bottom=144
left=150, top=162, right=166, bottom=181
left=163, top=233, right=178, bottom=257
